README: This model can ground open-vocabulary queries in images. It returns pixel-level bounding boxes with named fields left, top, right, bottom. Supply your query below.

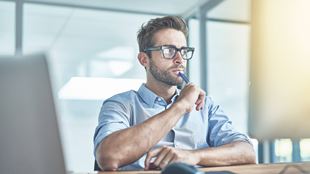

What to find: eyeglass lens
left=162, top=47, right=192, bottom=59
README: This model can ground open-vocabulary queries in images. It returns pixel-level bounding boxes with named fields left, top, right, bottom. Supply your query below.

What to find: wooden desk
left=91, top=163, right=310, bottom=174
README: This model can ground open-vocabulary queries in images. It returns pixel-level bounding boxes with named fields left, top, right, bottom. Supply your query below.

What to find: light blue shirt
left=93, top=84, right=251, bottom=170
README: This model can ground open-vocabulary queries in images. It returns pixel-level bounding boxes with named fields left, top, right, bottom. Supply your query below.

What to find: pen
left=178, top=71, right=190, bottom=84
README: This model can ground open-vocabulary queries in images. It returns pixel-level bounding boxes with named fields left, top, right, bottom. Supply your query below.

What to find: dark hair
left=137, top=16, right=188, bottom=53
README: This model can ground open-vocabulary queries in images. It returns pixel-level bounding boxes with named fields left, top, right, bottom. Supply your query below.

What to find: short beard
left=149, top=59, right=182, bottom=86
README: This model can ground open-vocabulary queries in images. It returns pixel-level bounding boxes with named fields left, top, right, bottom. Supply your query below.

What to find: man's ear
left=137, top=52, right=149, bottom=68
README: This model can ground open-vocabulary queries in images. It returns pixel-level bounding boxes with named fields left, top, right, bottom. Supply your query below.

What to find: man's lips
left=171, top=69, right=185, bottom=76
left=171, top=67, right=185, bottom=72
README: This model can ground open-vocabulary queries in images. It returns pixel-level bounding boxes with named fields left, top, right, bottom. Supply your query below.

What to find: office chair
left=94, top=160, right=101, bottom=171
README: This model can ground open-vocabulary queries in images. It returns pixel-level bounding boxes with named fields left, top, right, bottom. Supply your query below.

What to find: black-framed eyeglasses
left=144, top=45, right=195, bottom=60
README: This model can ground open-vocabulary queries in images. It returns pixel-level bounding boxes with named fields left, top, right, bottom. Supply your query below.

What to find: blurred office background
left=1, top=0, right=309, bottom=172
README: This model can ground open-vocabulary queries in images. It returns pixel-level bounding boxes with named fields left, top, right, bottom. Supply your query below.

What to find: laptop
left=0, top=54, right=66, bottom=174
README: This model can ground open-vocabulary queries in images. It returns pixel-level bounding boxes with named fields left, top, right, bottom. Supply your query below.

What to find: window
left=300, top=139, right=310, bottom=161
left=207, top=21, right=250, bottom=134
left=275, top=139, right=293, bottom=162
left=188, top=20, right=250, bottom=134
left=188, top=0, right=251, bottom=135
left=0, top=1, right=15, bottom=55
left=24, top=3, right=157, bottom=171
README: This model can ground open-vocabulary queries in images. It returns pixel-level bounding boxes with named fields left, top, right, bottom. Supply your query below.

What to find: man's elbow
left=96, top=143, right=121, bottom=171
left=244, top=143, right=257, bottom=164
left=97, top=155, right=120, bottom=171
left=247, top=149, right=257, bottom=164
left=235, top=141, right=257, bottom=164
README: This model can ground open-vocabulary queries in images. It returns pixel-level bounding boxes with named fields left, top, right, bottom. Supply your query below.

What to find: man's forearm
left=194, top=141, right=256, bottom=166
left=96, top=102, right=186, bottom=170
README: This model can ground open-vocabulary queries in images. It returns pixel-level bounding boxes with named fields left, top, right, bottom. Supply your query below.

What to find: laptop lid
left=0, top=54, right=66, bottom=174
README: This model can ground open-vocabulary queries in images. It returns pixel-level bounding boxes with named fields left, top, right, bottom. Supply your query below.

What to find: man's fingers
left=153, top=147, right=170, bottom=167
left=197, top=102, right=203, bottom=111
left=145, top=148, right=162, bottom=169
left=199, top=91, right=206, bottom=100
left=195, top=98, right=205, bottom=111
left=195, top=98, right=201, bottom=105
left=197, top=90, right=205, bottom=110
left=159, top=151, right=175, bottom=169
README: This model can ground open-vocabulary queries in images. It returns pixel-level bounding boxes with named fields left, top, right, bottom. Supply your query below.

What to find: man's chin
left=165, top=80, right=183, bottom=86
left=157, top=75, right=182, bottom=86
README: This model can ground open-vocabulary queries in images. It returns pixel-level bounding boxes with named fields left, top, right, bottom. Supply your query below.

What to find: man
left=93, top=16, right=256, bottom=171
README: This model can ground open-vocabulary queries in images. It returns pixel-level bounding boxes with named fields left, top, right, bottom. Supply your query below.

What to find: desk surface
left=90, top=163, right=310, bottom=174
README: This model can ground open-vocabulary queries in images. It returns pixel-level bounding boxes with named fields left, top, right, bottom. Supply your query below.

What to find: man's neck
left=145, top=80, right=177, bottom=104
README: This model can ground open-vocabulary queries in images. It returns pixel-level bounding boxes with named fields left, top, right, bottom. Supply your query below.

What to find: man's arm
left=145, top=141, right=256, bottom=169
left=195, top=141, right=256, bottom=166
left=96, top=102, right=185, bottom=171
left=96, top=84, right=205, bottom=170
left=144, top=96, right=256, bottom=170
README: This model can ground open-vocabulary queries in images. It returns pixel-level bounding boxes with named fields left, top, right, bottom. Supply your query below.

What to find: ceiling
left=25, top=0, right=208, bottom=16
left=23, top=0, right=251, bottom=20
left=1, top=0, right=251, bottom=57
left=0, top=0, right=251, bottom=89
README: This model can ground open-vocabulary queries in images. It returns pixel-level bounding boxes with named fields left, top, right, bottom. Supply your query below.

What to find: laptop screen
left=0, top=54, right=66, bottom=174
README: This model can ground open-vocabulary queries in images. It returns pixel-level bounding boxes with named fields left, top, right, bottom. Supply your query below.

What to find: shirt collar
left=171, top=89, right=180, bottom=103
left=137, top=83, right=180, bottom=107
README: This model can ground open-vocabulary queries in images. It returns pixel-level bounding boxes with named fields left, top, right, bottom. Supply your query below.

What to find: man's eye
left=181, top=49, right=187, bottom=54
left=163, top=48, right=174, bottom=54
left=168, top=48, right=175, bottom=53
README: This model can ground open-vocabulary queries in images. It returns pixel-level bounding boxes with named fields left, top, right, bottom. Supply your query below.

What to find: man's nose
left=173, top=51, right=184, bottom=64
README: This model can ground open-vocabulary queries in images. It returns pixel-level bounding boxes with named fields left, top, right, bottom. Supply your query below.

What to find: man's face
left=147, top=29, right=187, bottom=86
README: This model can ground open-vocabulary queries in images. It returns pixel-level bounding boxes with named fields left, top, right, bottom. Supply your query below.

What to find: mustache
left=170, top=65, right=185, bottom=70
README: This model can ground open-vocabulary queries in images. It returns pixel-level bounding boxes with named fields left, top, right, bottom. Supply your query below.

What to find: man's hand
left=177, top=83, right=206, bottom=112
left=144, top=146, right=200, bottom=170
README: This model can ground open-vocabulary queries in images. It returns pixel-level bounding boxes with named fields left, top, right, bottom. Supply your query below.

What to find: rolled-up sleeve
left=93, top=99, right=130, bottom=156
left=206, top=97, right=252, bottom=147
